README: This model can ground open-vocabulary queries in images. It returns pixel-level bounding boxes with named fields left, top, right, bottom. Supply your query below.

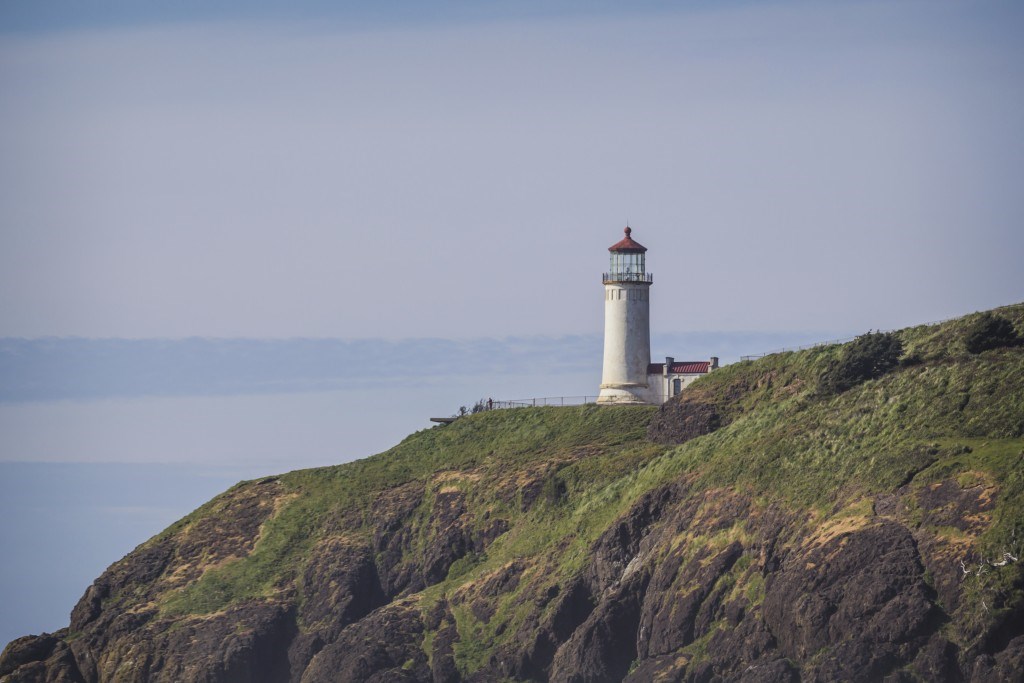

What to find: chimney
left=664, top=357, right=674, bottom=376
left=709, top=356, right=719, bottom=370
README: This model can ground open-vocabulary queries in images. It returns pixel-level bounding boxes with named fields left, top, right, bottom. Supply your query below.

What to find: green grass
left=655, top=327, right=1024, bottom=513
left=150, top=303, right=1024, bottom=671
left=159, top=405, right=660, bottom=617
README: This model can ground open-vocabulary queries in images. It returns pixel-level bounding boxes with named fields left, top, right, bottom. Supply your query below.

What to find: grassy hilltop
left=3, top=304, right=1023, bottom=682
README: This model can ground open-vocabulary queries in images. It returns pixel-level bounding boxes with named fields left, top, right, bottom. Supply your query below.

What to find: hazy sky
left=2, top=0, right=1021, bottom=339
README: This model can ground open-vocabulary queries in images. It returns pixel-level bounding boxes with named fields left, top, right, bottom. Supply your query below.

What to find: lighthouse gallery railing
left=602, top=272, right=653, bottom=284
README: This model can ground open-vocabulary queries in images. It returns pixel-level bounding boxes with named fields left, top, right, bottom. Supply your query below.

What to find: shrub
left=964, top=313, right=1021, bottom=354
left=454, top=399, right=489, bottom=417
left=820, top=331, right=904, bottom=394
left=900, top=352, right=924, bottom=367
left=541, top=474, right=568, bottom=506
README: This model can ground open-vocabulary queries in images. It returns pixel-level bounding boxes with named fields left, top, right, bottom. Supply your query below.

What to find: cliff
left=3, top=305, right=1023, bottom=682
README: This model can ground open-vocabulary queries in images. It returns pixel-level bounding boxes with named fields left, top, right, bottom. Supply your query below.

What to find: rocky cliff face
left=4, top=307, right=1024, bottom=682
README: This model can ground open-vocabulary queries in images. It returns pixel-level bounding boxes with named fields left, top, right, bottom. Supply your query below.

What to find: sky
left=0, top=0, right=1022, bottom=647
left=1, top=0, right=1021, bottom=340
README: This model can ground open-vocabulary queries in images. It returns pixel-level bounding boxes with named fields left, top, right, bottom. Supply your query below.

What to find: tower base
left=597, top=384, right=653, bottom=405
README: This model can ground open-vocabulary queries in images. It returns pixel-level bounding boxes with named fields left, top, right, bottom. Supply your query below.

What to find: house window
left=672, top=378, right=682, bottom=396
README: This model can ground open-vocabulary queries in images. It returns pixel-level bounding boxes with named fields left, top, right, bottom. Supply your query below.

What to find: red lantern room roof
left=608, top=226, right=647, bottom=253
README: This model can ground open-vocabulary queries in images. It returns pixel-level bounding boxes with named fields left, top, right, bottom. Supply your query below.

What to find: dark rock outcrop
left=549, top=570, right=649, bottom=683
left=646, top=394, right=722, bottom=445
left=0, top=634, right=83, bottom=683
left=6, top=468, right=1023, bottom=683
left=300, top=601, right=430, bottom=683
left=288, top=537, right=387, bottom=674
left=762, top=521, right=940, bottom=681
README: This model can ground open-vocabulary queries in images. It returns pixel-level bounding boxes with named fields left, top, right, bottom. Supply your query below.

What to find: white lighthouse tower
left=598, top=226, right=654, bottom=404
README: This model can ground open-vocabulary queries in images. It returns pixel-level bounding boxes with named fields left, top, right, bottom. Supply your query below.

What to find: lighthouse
left=598, top=227, right=654, bottom=404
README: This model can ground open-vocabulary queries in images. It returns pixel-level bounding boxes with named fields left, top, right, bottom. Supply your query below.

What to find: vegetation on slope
left=160, top=403, right=664, bottom=617
left=6, top=304, right=1021, bottom=682
left=155, top=304, right=1023, bottom=672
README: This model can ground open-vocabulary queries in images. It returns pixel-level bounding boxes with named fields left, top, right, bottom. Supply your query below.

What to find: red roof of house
left=647, top=361, right=711, bottom=374
left=608, top=226, right=647, bottom=253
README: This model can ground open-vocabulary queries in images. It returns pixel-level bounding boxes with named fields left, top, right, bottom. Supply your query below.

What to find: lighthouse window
left=673, top=378, right=682, bottom=395
left=609, top=252, right=645, bottom=279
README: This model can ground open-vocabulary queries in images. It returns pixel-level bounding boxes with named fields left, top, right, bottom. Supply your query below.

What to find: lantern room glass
left=609, top=251, right=645, bottom=279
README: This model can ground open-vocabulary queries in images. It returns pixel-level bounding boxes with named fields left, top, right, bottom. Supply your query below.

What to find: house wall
left=647, top=372, right=705, bottom=404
